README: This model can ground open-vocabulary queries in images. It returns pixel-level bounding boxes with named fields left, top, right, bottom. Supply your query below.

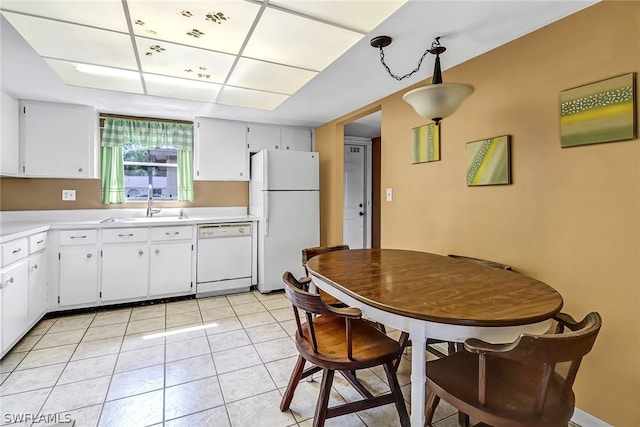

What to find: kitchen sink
left=99, top=216, right=188, bottom=224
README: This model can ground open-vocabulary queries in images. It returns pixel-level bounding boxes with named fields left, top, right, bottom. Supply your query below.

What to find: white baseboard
left=572, top=408, right=613, bottom=427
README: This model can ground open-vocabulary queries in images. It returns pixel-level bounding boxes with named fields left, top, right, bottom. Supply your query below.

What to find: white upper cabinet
left=247, top=124, right=281, bottom=152
left=248, top=123, right=312, bottom=152
left=194, top=117, right=248, bottom=181
left=19, top=100, right=98, bottom=178
left=281, top=127, right=312, bottom=152
left=1, top=92, right=20, bottom=176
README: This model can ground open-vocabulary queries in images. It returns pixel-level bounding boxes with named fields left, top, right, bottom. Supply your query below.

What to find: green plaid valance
left=102, top=117, right=193, bottom=151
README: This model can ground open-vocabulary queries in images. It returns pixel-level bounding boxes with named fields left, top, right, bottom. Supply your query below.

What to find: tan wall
left=315, top=2, right=639, bottom=425
left=0, top=178, right=248, bottom=210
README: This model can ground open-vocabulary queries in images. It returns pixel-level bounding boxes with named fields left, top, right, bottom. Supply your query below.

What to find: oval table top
left=306, top=249, right=563, bottom=327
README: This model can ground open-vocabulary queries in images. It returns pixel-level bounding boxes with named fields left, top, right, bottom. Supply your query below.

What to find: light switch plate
left=386, top=188, right=393, bottom=202
left=62, top=189, right=76, bottom=201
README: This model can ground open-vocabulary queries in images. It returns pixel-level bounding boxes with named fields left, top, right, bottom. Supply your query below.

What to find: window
left=123, top=145, right=178, bottom=200
left=100, top=116, right=194, bottom=204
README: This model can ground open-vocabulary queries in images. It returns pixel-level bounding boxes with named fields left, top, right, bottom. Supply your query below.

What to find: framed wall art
left=411, top=123, right=440, bottom=163
left=560, top=73, right=636, bottom=147
left=466, top=135, right=511, bottom=186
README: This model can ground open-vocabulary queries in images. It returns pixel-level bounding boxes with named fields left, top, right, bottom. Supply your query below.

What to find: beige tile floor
left=0, top=290, right=463, bottom=427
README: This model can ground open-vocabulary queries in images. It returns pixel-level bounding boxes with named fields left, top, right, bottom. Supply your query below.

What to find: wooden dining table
left=305, top=249, right=563, bottom=427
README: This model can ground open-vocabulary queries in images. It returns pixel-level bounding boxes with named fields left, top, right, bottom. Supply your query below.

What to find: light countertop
left=0, top=208, right=258, bottom=243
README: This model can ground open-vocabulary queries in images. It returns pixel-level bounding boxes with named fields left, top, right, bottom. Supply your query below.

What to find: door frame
left=343, top=136, right=372, bottom=249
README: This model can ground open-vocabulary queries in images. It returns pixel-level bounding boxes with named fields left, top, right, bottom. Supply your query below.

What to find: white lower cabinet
left=1, top=232, right=49, bottom=356
left=1, top=261, right=29, bottom=353
left=28, top=252, right=47, bottom=324
left=150, top=242, right=192, bottom=296
left=101, top=228, right=149, bottom=302
left=58, top=230, right=99, bottom=307
left=149, top=225, right=193, bottom=296
left=101, top=245, right=149, bottom=301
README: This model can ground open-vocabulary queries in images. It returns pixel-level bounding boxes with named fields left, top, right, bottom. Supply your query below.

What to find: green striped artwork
left=560, top=73, right=636, bottom=147
left=411, top=123, right=440, bottom=163
left=466, top=136, right=511, bottom=186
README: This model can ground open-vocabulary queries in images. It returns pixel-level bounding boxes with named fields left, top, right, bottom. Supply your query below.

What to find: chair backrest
left=302, top=245, right=350, bottom=275
left=282, top=271, right=361, bottom=356
left=283, top=271, right=337, bottom=318
left=498, top=312, right=601, bottom=365
left=465, top=312, right=601, bottom=412
left=447, top=254, right=513, bottom=271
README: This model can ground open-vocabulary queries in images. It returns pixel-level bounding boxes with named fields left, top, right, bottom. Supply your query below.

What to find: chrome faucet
left=146, top=184, right=161, bottom=217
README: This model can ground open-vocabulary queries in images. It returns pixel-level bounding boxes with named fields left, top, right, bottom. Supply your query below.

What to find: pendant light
left=371, top=36, right=473, bottom=124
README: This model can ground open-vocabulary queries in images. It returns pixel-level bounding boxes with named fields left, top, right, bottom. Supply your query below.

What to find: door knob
left=359, top=212, right=365, bottom=216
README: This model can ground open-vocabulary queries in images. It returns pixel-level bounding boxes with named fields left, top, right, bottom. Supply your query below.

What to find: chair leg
left=457, top=410, right=470, bottom=427
left=384, top=362, right=410, bottom=427
left=425, top=389, right=440, bottom=426
left=393, top=332, right=411, bottom=372
left=448, top=341, right=458, bottom=354
left=313, top=369, right=335, bottom=427
left=280, top=355, right=306, bottom=411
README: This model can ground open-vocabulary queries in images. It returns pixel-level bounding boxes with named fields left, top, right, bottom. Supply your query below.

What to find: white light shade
left=402, top=83, right=474, bottom=122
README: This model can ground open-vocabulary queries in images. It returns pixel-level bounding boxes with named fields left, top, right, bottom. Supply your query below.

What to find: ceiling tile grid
left=0, top=0, right=407, bottom=111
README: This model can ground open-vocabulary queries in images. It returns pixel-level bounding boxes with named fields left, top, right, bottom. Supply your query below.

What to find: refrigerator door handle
left=263, top=191, right=269, bottom=236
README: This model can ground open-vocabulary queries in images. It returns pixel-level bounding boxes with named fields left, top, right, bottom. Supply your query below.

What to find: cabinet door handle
left=6, top=277, right=15, bottom=285
left=86, top=253, right=92, bottom=258
left=165, top=232, right=180, bottom=235
left=118, top=233, right=135, bottom=237
left=32, top=264, right=38, bottom=270
left=138, top=250, right=144, bottom=256
left=71, top=235, right=87, bottom=239
left=12, top=248, right=22, bottom=254
left=155, top=249, right=160, bottom=254
left=36, top=239, right=44, bottom=244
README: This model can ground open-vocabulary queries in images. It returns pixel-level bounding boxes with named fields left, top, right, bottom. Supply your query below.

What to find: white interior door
left=343, top=143, right=368, bottom=249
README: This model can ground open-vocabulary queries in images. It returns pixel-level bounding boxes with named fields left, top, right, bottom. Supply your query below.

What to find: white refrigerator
left=250, top=150, right=320, bottom=293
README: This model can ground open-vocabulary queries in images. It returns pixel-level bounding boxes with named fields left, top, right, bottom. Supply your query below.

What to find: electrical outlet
left=62, top=189, right=76, bottom=201
left=386, top=188, right=393, bottom=202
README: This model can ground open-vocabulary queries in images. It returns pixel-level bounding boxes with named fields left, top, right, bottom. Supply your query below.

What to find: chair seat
left=426, top=350, right=575, bottom=427
left=296, top=315, right=401, bottom=371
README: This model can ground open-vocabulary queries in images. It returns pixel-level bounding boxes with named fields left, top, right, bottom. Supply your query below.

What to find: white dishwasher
left=196, top=223, right=253, bottom=297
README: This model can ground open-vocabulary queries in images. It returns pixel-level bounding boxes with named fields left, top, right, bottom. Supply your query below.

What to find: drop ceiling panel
left=228, top=58, right=317, bottom=95
left=270, top=0, right=406, bottom=33
left=218, top=86, right=288, bottom=111
left=144, top=74, right=221, bottom=103
left=126, top=0, right=260, bottom=55
left=135, top=37, right=235, bottom=84
left=243, top=7, right=363, bottom=71
left=45, top=59, right=144, bottom=94
left=2, top=12, right=137, bottom=70
left=0, top=0, right=128, bottom=32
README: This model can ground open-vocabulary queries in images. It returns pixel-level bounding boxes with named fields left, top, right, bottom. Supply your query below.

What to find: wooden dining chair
left=301, top=245, right=350, bottom=307
left=424, top=312, right=602, bottom=427
left=279, top=271, right=410, bottom=427
left=395, top=254, right=514, bottom=370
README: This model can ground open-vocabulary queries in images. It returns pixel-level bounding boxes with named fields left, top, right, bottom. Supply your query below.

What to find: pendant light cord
left=376, top=37, right=442, bottom=81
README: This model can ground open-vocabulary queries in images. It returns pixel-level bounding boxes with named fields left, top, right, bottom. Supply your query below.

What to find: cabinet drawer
left=59, top=230, right=98, bottom=246
left=29, top=232, right=48, bottom=254
left=102, top=228, right=149, bottom=244
left=151, top=226, right=193, bottom=241
left=1, top=238, right=28, bottom=267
